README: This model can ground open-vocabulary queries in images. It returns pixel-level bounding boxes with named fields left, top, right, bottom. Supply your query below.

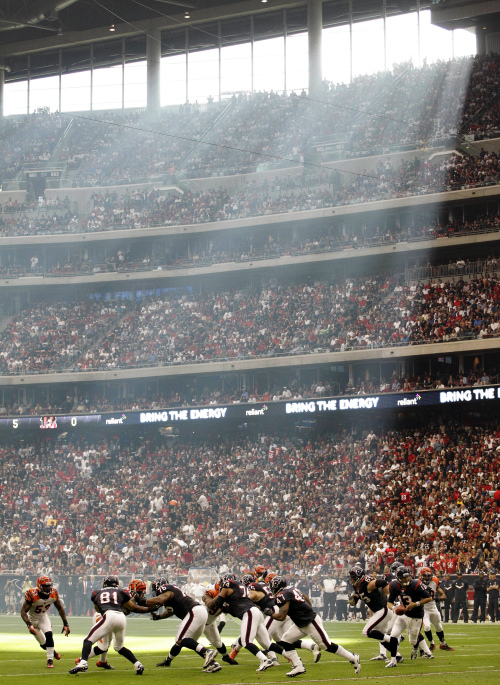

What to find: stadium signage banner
left=1, top=385, right=500, bottom=431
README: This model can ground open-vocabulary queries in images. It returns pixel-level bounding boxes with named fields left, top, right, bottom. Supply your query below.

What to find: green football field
left=0, top=614, right=499, bottom=684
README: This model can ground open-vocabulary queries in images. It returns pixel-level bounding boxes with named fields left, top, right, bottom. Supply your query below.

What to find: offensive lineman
left=205, top=573, right=294, bottom=674
left=147, top=577, right=218, bottom=672
left=21, top=575, right=70, bottom=668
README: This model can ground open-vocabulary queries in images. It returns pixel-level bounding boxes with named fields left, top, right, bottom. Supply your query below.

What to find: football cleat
left=271, top=658, right=280, bottom=666
left=422, top=653, right=434, bottom=659
left=156, top=658, right=172, bottom=667
left=286, top=665, right=306, bottom=677
left=419, top=649, right=425, bottom=657
left=256, top=659, right=274, bottom=672
left=398, top=635, right=405, bottom=644
left=396, top=655, right=404, bottom=663
left=222, top=654, right=238, bottom=665
left=47, top=660, right=54, bottom=669
left=69, top=660, right=88, bottom=674
left=135, top=662, right=144, bottom=675
left=429, top=641, right=436, bottom=652
left=370, top=655, right=387, bottom=661
left=97, top=660, right=115, bottom=669
left=411, top=648, right=418, bottom=660
left=312, top=644, right=322, bottom=663
left=54, top=652, right=61, bottom=661
left=386, top=660, right=398, bottom=668
left=203, top=649, right=217, bottom=669
left=351, top=654, right=361, bottom=674
left=203, top=662, right=222, bottom=673
left=439, top=643, right=454, bottom=651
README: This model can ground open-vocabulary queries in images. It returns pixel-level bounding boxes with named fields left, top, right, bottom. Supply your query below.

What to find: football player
left=74, top=579, right=147, bottom=671
left=21, top=576, right=70, bottom=669
left=254, top=566, right=268, bottom=582
left=348, top=566, right=403, bottom=664
left=419, top=568, right=454, bottom=651
left=205, top=573, right=300, bottom=675
left=265, top=576, right=361, bottom=676
left=200, top=588, right=238, bottom=669
left=386, top=566, right=433, bottom=668
left=69, top=575, right=154, bottom=674
left=148, top=577, right=218, bottom=672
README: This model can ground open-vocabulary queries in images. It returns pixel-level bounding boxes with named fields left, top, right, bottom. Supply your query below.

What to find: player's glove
left=149, top=612, right=160, bottom=620
left=135, top=597, right=147, bottom=607
left=263, top=607, right=274, bottom=616
left=62, top=623, right=70, bottom=636
left=28, top=624, right=37, bottom=636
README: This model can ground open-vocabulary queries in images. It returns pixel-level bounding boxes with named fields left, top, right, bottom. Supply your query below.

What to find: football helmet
left=265, top=573, right=277, bottom=586
left=390, top=561, right=403, bottom=574
left=349, top=566, right=365, bottom=589
left=152, top=577, right=168, bottom=596
left=396, top=566, right=412, bottom=587
left=219, top=573, right=237, bottom=585
left=269, top=576, right=287, bottom=595
left=254, top=565, right=268, bottom=581
left=129, top=579, right=147, bottom=600
left=151, top=578, right=168, bottom=597
left=420, top=567, right=433, bottom=583
left=102, top=575, right=119, bottom=588
left=37, top=575, right=53, bottom=598
left=241, top=574, right=254, bottom=586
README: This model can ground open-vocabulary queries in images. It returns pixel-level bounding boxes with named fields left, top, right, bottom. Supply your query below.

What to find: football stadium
left=1, top=0, right=500, bottom=682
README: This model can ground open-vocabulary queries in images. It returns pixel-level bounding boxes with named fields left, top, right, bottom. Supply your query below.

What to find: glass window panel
left=253, top=36, right=285, bottom=92
left=4, top=81, right=28, bottom=116
left=420, top=10, right=452, bottom=63
left=188, top=48, right=219, bottom=104
left=323, top=24, right=351, bottom=85
left=286, top=32, right=308, bottom=93
left=221, top=43, right=251, bottom=95
left=161, top=53, right=186, bottom=106
left=453, top=28, right=476, bottom=58
left=386, top=11, right=419, bottom=68
left=352, top=18, right=384, bottom=77
left=29, top=75, right=60, bottom=113
left=92, top=64, right=123, bottom=110
left=61, top=71, right=90, bottom=112
left=124, top=60, right=147, bottom=108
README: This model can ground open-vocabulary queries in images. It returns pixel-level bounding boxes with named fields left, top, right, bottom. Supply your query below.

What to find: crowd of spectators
left=2, top=146, right=500, bottom=239
left=1, top=365, right=498, bottom=418
left=1, top=210, right=500, bottom=280
left=3, top=269, right=500, bottom=375
left=0, top=112, right=64, bottom=184
left=0, top=300, right=124, bottom=374
left=60, top=102, right=225, bottom=187
left=3, top=56, right=500, bottom=194
left=0, top=418, right=499, bottom=586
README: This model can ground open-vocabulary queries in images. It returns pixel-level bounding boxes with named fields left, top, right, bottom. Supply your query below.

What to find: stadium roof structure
left=0, top=1, right=443, bottom=77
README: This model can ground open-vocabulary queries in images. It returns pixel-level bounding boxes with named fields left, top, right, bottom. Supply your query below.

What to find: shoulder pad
left=222, top=579, right=235, bottom=589
left=25, top=589, right=35, bottom=603
left=50, top=589, right=59, bottom=600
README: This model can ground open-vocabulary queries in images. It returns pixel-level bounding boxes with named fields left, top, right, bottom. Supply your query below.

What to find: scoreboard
left=1, top=385, right=499, bottom=432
